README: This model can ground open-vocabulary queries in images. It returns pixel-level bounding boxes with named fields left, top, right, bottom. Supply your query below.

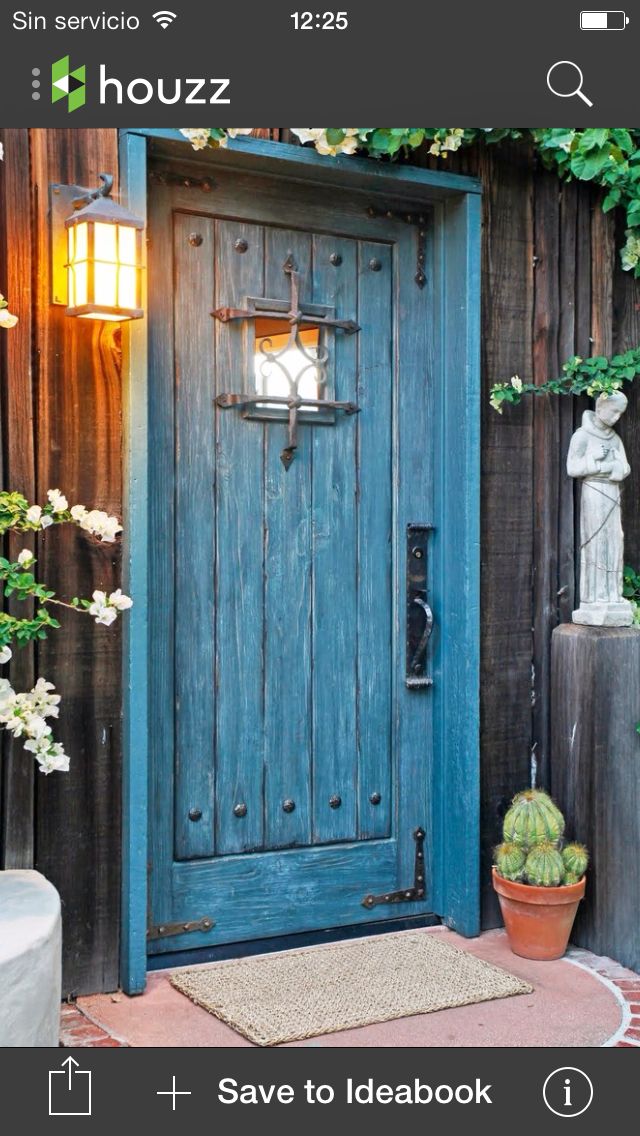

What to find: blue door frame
left=118, top=129, right=481, bottom=994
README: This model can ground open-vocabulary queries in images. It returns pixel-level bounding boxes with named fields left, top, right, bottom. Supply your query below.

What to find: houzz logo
left=51, top=56, right=86, bottom=112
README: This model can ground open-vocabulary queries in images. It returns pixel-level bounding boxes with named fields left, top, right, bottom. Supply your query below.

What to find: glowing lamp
left=51, top=173, right=144, bottom=321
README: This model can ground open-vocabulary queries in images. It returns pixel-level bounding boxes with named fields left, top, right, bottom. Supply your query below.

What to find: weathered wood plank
left=355, top=240, right=393, bottom=842
left=613, top=211, right=640, bottom=566
left=30, top=128, right=122, bottom=996
left=591, top=205, right=615, bottom=357
left=215, top=218, right=265, bottom=855
left=173, top=213, right=216, bottom=859
left=311, top=233, right=359, bottom=844
left=147, top=182, right=178, bottom=929
left=478, top=143, right=535, bottom=926
left=551, top=623, right=640, bottom=973
left=263, top=227, right=313, bottom=849
left=532, top=169, right=561, bottom=793
left=557, top=181, right=578, bottom=624
left=0, top=128, right=36, bottom=868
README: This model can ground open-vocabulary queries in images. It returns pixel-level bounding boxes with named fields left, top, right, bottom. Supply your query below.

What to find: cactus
left=494, top=842, right=526, bottom=882
left=503, top=789, right=564, bottom=849
left=562, top=843, right=589, bottom=878
left=563, top=872, right=582, bottom=886
left=524, top=841, right=565, bottom=887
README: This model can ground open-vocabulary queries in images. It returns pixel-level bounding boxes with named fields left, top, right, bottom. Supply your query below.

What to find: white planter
left=0, top=869, right=62, bottom=1047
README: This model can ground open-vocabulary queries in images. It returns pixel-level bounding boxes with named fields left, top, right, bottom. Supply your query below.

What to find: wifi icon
left=152, top=10, right=177, bottom=28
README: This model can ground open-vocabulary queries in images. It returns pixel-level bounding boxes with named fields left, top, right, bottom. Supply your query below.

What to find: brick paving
left=59, top=1002, right=128, bottom=1048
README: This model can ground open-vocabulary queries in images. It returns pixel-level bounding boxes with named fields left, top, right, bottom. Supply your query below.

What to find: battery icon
left=580, top=10, right=629, bottom=28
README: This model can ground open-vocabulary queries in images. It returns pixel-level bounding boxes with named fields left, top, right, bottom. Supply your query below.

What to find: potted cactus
left=492, top=789, right=588, bottom=961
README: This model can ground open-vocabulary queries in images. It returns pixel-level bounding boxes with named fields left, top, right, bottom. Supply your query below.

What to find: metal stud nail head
left=188, top=232, right=203, bottom=247
left=188, top=807, right=202, bottom=822
left=233, top=802, right=247, bottom=818
left=282, top=799, right=296, bottom=813
left=329, top=794, right=342, bottom=809
left=369, top=791, right=381, bottom=805
left=329, top=252, right=342, bottom=266
left=234, top=238, right=248, bottom=253
left=369, top=258, right=382, bottom=272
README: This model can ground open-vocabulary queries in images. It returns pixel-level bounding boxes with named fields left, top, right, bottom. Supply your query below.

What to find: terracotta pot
left=492, top=866, right=586, bottom=961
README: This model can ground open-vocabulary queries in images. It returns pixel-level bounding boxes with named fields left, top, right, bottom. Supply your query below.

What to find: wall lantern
left=50, top=173, right=144, bottom=321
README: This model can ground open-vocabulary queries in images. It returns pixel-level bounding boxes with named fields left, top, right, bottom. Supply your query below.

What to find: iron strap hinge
left=146, top=916, right=215, bottom=942
left=366, top=205, right=428, bottom=289
left=361, top=827, right=426, bottom=909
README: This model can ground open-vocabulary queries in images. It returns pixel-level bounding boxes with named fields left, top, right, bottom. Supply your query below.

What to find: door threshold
left=147, top=913, right=441, bottom=972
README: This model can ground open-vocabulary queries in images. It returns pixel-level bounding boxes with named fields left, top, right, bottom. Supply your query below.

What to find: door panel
left=148, top=164, right=435, bottom=951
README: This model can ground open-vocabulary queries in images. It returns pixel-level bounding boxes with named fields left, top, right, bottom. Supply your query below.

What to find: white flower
left=0, top=677, right=13, bottom=712
left=22, top=714, right=49, bottom=742
left=511, top=375, right=523, bottom=393
left=70, top=504, right=88, bottom=521
left=40, top=514, right=53, bottom=529
left=30, top=677, right=61, bottom=718
left=36, top=743, right=70, bottom=775
left=47, top=488, right=68, bottom=513
left=0, top=645, right=12, bottom=665
left=290, top=128, right=325, bottom=145
left=0, top=307, right=18, bottom=329
left=108, top=589, right=133, bottom=611
left=77, top=509, right=123, bottom=543
left=180, top=128, right=211, bottom=150
left=88, top=590, right=118, bottom=626
left=0, top=675, right=69, bottom=773
left=25, top=504, right=42, bottom=524
left=17, top=548, right=34, bottom=568
left=226, top=129, right=253, bottom=138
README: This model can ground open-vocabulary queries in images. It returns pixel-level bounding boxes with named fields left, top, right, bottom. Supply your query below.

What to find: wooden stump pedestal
left=551, top=623, right=640, bottom=972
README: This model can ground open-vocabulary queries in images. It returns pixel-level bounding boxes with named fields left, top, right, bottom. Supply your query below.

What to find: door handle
left=406, top=524, right=434, bottom=689
left=411, top=596, right=434, bottom=675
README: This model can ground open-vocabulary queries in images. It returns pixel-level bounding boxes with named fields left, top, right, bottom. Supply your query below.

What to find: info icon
left=542, top=1067, right=594, bottom=1118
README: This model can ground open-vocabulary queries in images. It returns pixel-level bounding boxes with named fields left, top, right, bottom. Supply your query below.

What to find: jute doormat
left=170, top=931, right=533, bottom=1046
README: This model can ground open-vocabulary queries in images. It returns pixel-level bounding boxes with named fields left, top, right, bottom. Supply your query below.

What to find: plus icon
left=156, top=1075, right=192, bottom=1111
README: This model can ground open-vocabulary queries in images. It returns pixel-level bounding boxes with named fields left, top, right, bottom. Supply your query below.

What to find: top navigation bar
left=0, top=0, right=638, bottom=124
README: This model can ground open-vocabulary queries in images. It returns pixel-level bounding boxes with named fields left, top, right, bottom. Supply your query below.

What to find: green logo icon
left=51, top=56, right=86, bottom=112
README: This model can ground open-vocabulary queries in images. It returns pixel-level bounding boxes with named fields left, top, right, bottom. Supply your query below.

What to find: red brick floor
left=60, top=929, right=640, bottom=1048
left=60, top=1002, right=128, bottom=1048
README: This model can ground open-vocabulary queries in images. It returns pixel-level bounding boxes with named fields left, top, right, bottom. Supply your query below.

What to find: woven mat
left=170, top=931, right=533, bottom=1046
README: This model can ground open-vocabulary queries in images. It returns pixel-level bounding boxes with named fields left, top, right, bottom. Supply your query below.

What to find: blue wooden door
left=147, top=162, right=441, bottom=954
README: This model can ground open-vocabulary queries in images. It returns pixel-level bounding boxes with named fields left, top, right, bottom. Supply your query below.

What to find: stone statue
left=567, top=390, right=633, bottom=626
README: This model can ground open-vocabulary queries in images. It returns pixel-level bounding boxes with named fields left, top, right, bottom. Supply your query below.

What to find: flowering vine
left=489, top=348, right=640, bottom=413
left=0, top=488, right=132, bottom=774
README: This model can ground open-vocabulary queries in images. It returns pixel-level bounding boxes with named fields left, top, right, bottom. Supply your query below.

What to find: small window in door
left=254, top=319, right=322, bottom=413
left=243, top=297, right=336, bottom=425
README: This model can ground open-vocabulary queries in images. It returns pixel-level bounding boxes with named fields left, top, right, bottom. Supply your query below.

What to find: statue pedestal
left=572, top=600, right=633, bottom=627
left=551, top=623, right=640, bottom=972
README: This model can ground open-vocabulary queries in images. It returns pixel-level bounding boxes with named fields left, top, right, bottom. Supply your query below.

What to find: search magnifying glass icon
left=546, top=60, right=593, bottom=107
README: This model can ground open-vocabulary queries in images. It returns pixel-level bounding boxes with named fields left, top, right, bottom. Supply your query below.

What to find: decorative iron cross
left=213, top=254, right=361, bottom=469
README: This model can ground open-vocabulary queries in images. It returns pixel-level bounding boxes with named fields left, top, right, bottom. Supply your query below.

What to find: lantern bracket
left=70, top=172, right=114, bottom=211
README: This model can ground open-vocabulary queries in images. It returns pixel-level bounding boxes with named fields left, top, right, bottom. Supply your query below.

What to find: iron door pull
left=406, top=524, right=434, bottom=689
left=411, top=596, right=434, bottom=675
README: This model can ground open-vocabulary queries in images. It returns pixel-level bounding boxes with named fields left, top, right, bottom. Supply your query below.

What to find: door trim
left=119, top=129, right=481, bottom=994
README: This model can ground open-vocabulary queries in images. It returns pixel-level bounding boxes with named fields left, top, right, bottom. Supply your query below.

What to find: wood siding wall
left=1, top=128, right=638, bottom=992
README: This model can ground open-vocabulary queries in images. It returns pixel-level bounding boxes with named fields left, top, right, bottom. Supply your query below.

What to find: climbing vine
left=180, top=128, right=640, bottom=277
left=489, top=348, right=640, bottom=413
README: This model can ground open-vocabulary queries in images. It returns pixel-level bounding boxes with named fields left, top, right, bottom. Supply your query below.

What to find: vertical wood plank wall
left=1, top=128, right=122, bottom=995
left=1, top=129, right=639, bottom=990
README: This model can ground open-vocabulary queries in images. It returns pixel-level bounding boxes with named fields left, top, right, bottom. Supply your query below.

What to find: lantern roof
left=65, top=192, right=144, bottom=230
